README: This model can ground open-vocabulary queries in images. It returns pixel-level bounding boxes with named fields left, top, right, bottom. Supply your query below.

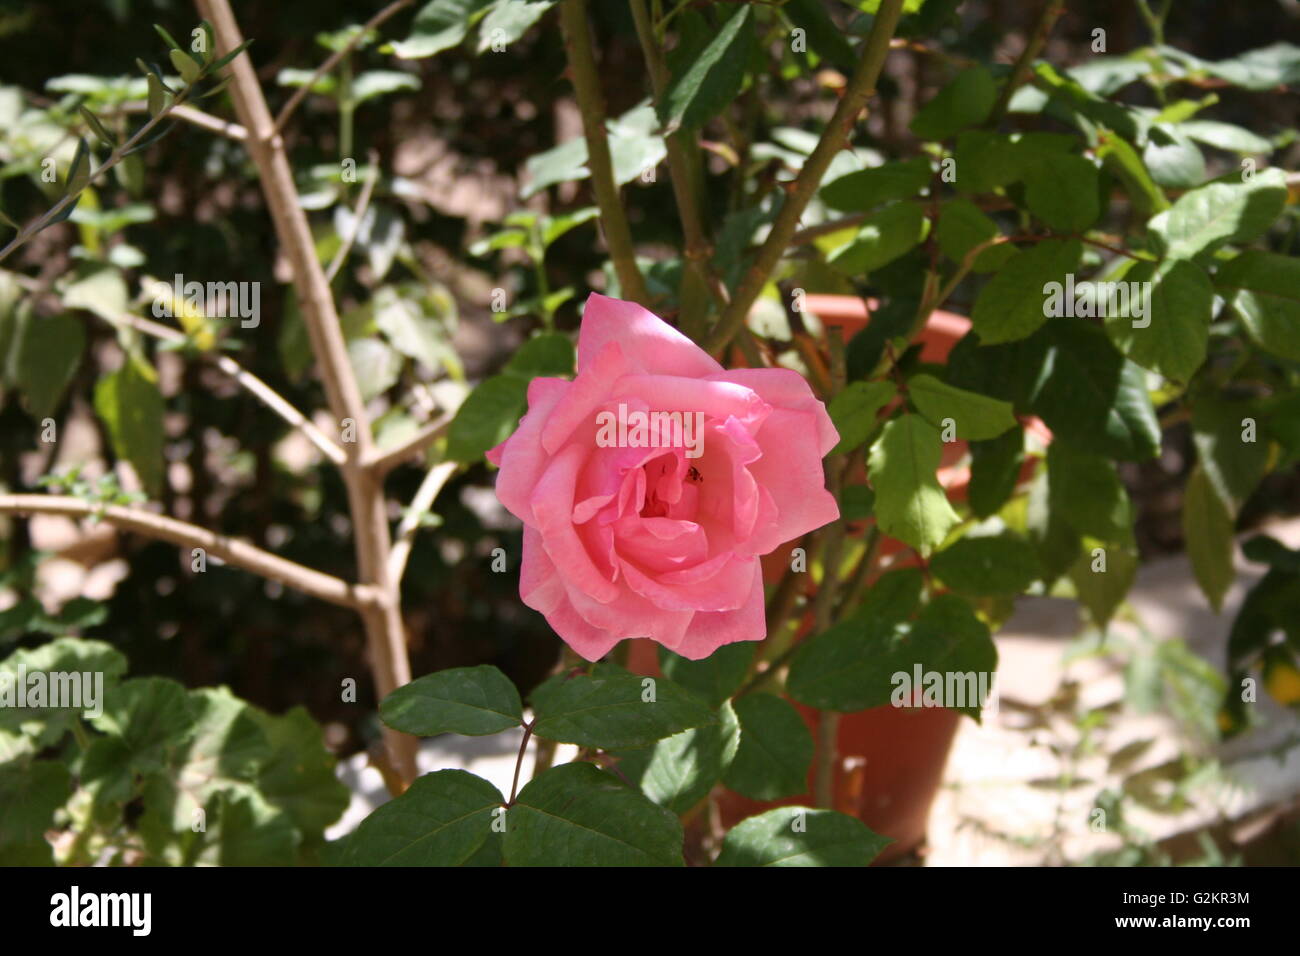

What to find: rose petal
left=531, top=443, right=619, bottom=603
left=520, top=529, right=624, bottom=661
left=743, top=407, right=840, bottom=554
left=670, top=562, right=767, bottom=660
left=711, top=367, right=840, bottom=456
left=492, top=376, right=570, bottom=523
left=578, top=293, right=723, bottom=378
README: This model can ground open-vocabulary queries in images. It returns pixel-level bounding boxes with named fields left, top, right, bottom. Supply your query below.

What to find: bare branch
left=365, top=412, right=454, bottom=476
left=0, top=494, right=377, bottom=611
left=119, top=313, right=347, bottom=466
left=115, top=101, right=248, bottom=141
left=325, top=149, right=381, bottom=283
left=388, top=461, right=458, bottom=583
left=558, top=0, right=651, bottom=306
left=704, top=0, right=907, bottom=356
left=199, top=0, right=417, bottom=787
left=989, top=0, right=1066, bottom=124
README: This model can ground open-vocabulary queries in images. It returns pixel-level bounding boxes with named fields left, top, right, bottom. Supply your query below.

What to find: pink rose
left=487, top=294, right=839, bottom=661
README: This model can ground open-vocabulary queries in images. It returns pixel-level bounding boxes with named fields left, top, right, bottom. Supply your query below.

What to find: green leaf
left=62, top=264, right=128, bottom=323
left=784, top=0, right=856, bottom=72
left=350, top=70, right=420, bottom=104
left=345, top=769, right=502, bottom=866
left=373, top=289, right=450, bottom=370
left=146, top=71, right=167, bottom=117
left=858, top=0, right=926, bottom=12
left=841, top=484, right=875, bottom=521
left=1191, top=397, right=1269, bottom=511
left=1047, top=443, right=1132, bottom=542
left=139, top=687, right=273, bottom=835
left=858, top=567, right=925, bottom=626
left=908, top=373, right=1016, bottom=441
left=1242, top=536, right=1300, bottom=571
left=1068, top=538, right=1138, bottom=629
left=188, top=788, right=300, bottom=866
left=504, top=333, right=575, bottom=379
left=787, top=595, right=997, bottom=719
left=971, top=239, right=1082, bottom=344
left=93, top=354, right=164, bottom=496
left=520, top=103, right=664, bottom=198
left=1030, top=62, right=1145, bottom=140
left=827, top=380, right=894, bottom=454
left=540, top=206, right=598, bottom=248
left=657, top=642, right=753, bottom=707
left=716, top=807, right=890, bottom=867
left=1149, top=167, right=1287, bottom=259
left=658, top=5, right=753, bottom=132
left=208, top=39, right=254, bottom=74
left=153, top=23, right=183, bottom=51
left=1226, top=565, right=1300, bottom=671
left=867, top=415, right=959, bottom=556
left=447, top=374, right=528, bottom=463
left=723, top=694, right=813, bottom=801
left=89, top=676, right=194, bottom=774
left=1170, top=42, right=1300, bottom=91
left=504, top=762, right=684, bottom=866
left=931, top=535, right=1040, bottom=596
left=380, top=665, right=524, bottom=737
left=530, top=664, right=715, bottom=750
left=607, top=102, right=667, bottom=184
left=1097, top=130, right=1169, bottom=217
left=1067, top=57, right=1150, bottom=95
left=0, top=637, right=127, bottom=760
left=0, top=762, right=69, bottom=865
left=821, top=157, right=932, bottom=212
left=1026, top=467, right=1081, bottom=585
left=1184, top=464, right=1234, bottom=613
left=1143, top=125, right=1205, bottom=189
left=1023, top=318, right=1161, bottom=461
left=910, top=66, right=996, bottom=141
left=1103, top=257, right=1213, bottom=383
left=253, top=706, right=350, bottom=839
left=8, top=310, right=84, bottom=419
left=476, top=1, right=556, bottom=52
left=169, top=47, right=201, bottom=84
left=968, top=427, right=1024, bottom=519
left=66, top=137, right=91, bottom=197
left=1023, top=154, right=1101, bottom=232
left=1216, top=250, right=1300, bottom=362
left=953, top=131, right=1020, bottom=194
left=1178, top=120, right=1272, bottom=154
left=936, top=198, right=1014, bottom=272
left=391, top=0, right=495, bottom=58
left=619, top=700, right=740, bottom=813
left=79, top=105, right=116, bottom=148
left=827, top=202, right=928, bottom=275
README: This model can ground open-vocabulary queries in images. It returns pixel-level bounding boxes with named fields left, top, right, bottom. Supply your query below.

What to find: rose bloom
left=488, top=294, right=839, bottom=661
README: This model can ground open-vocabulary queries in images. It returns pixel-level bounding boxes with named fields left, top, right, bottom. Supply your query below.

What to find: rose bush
left=488, top=294, right=839, bottom=660
left=2, top=0, right=1298, bottom=871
